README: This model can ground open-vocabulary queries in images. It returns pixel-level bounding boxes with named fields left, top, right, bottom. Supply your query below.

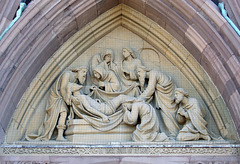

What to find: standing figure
left=136, top=66, right=179, bottom=138
left=93, top=66, right=121, bottom=92
left=175, top=88, right=211, bottom=141
left=123, top=101, right=168, bottom=142
left=26, top=66, right=88, bottom=141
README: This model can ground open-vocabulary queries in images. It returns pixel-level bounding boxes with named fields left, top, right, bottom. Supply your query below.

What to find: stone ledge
left=0, top=144, right=239, bottom=156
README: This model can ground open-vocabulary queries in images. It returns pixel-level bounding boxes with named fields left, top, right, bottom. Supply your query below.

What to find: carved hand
left=122, top=104, right=128, bottom=113
left=99, top=81, right=105, bottom=87
left=71, top=96, right=79, bottom=105
left=90, top=85, right=97, bottom=91
left=178, top=107, right=185, bottom=116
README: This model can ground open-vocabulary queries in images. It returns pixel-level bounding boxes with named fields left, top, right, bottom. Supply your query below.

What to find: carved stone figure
left=71, top=94, right=137, bottom=131
left=174, top=88, right=211, bottom=141
left=92, top=66, right=121, bottom=92
left=26, top=66, right=88, bottom=141
left=89, top=49, right=118, bottom=85
left=120, top=48, right=143, bottom=86
left=123, top=101, right=169, bottom=142
left=90, top=53, right=102, bottom=74
left=99, top=49, right=117, bottom=71
left=136, top=66, right=179, bottom=138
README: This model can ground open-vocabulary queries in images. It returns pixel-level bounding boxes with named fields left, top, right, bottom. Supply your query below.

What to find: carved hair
left=123, top=48, right=136, bottom=59
left=136, top=65, right=151, bottom=72
left=69, top=66, right=88, bottom=72
left=175, top=88, right=189, bottom=98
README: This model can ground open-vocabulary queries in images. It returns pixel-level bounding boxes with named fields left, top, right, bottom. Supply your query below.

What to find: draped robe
left=123, top=101, right=168, bottom=142
left=176, top=98, right=209, bottom=140
left=26, top=71, right=76, bottom=141
left=139, top=70, right=179, bottom=137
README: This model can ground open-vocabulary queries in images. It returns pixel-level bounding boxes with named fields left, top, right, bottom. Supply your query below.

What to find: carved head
left=122, top=48, right=136, bottom=59
left=93, top=70, right=101, bottom=79
left=136, top=66, right=150, bottom=89
left=174, top=88, right=189, bottom=104
left=70, top=66, right=88, bottom=85
left=136, top=66, right=150, bottom=78
left=93, top=66, right=108, bottom=80
left=102, top=49, right=114, bottom=63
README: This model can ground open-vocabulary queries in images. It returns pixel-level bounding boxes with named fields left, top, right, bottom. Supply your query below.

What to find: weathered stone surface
left=168, top=0, right=196, bottom=25
left=201, top=1, right=226, bottom=31
left=0, top=154, right=239, bottom=163
left=229, top=91, right=240, bottom=123
left=185, top=0, right=207, bottom=12
left=191, top=12, right=214, bottom=45
left=71, top=0, right=98, bottom=30
left=0, top=125, right=5, bottom=144
left=145, top=1, right=167, bottom=29
left=95, top=0, right=119, bottom=16
left=121, top=0, right=146, bottom=15
left=223, top=0, right=240, bottom=29
left=0, top=99, right=16, bottom=131
left=220, top=22, right=240, bottom=56
left=183, top=36, right=202, bottom=63
left=185, top=25, right=208, bottom=53
left=222, top=79, right=238, bottom=103
left=0, top=0, right=19, bottom=33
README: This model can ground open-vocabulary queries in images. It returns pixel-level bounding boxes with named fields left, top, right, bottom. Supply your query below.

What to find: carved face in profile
left=77, top=68, right=88, bottom=84
left=137, top=68, right=146, bottom=79
left=122, top=48, right=131, bottom=58
left=174, top=91, right=184, bottom=104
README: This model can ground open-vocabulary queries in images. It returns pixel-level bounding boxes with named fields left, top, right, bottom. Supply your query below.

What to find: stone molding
left=1, top=144, right=239, bottom=156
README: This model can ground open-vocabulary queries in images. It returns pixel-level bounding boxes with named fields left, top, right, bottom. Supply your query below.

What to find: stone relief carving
left=175, top=88, right=211, bottom=141
left=3, top=146, right=239, bottom=155
left=136, top=66, right=179, bottom=138
left=123, top=101, right=168, bottom=142
left=92, top=66, right=121, bottom=92
left=26, top=66, right=88, bottom=141
left=25, top=48, right=222, bottom=142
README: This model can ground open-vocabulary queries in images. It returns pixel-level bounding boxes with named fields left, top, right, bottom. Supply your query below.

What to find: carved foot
left=201, top=135, right=211, bottom=141
left=56, top=136, right=68, bottom=142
